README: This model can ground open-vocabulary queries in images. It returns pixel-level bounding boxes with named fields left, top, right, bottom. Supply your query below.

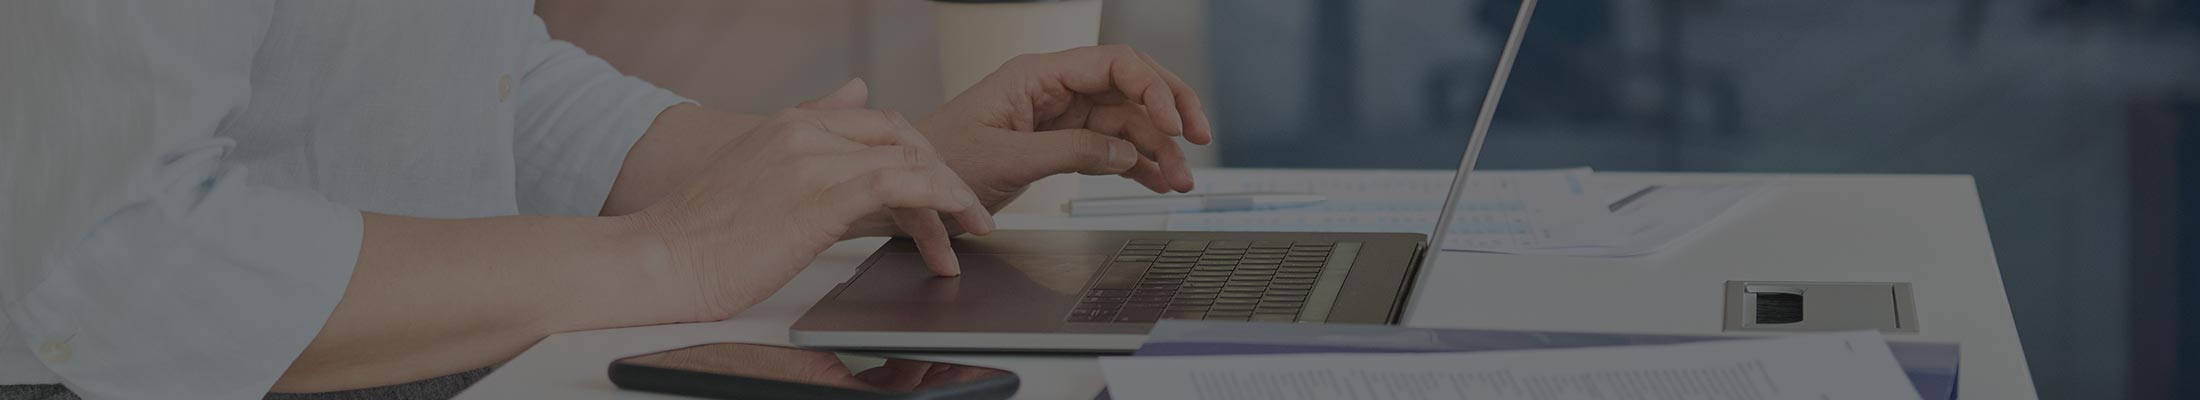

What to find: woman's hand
left=625, top=86, right=994, bottom=322
left=917, top=45, right=1215, bottom=210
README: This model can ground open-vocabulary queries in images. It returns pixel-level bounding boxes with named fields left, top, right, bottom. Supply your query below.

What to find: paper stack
left=1095, top=320, right=1960, bottom=400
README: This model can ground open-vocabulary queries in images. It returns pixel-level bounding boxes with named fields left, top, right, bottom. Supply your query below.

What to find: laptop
left=791, top=0, right=1539, bottom=353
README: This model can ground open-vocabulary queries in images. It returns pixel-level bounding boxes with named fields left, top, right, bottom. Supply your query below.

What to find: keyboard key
left=1205, top=249, right=1247, bottom=255
left=1136, top=283, right=1180, bottom=291
left=1114, top=307, right=1167, bottom=323
left=1115, top=255, right=1157, bottom=262
left=1128, top=239, right=1171, bottom=245
left=1265, top=289, right=1311, bottom=296
left=1270, top=283, right=1316, bottom=291
left=1196, top=260, right=1238, bottom=266
left=1275, top=273, right=1320, bottom=281
left=1251, top=241, right=1294, bottom=249
left=1248, top=248, right=1288, bottom=254
left=1234, top=264, right=1278, bottom=271
left=1069, top=309, right=1115, bottom=319
left=1205, top=313, right=1251, bottom=321
left=1199, top=254, right=1243, bottom=261
left=1165, top=240, right=1208, bottom=251
left=1212, top=305, right=1257, bottom=313
left=1185, top=282, right=1225, bottom=289
left=1073, top=303, right=1114, bottom=311
left=1209, top=241, right=1250, bottom=249
left=1232, top=269, right=1277, bottom=276
left=1093, top=262, right=1150, bottom=289
left=1120, top=249, right=1161, bottom=256
left=1162, top=310, right=1207, bottom=320
left=1157, top=257, right=1199, bottom=264
left=1285, top=256, right=1325, bottom=263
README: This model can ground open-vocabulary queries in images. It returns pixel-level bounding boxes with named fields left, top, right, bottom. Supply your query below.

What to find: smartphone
left=607, top=343, right=1019, bottom=400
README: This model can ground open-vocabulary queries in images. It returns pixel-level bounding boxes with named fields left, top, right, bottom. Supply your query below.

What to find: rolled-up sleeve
left=0, top=2, right=363, bottom=399
left=510, top=15, right=692, bottom=216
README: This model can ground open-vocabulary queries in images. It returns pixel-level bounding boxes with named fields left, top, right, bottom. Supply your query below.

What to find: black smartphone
left=607, top=343, right=1019, bottom=400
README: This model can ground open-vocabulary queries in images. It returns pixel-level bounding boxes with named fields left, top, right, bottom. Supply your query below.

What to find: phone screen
left=615, top=343, right=1014, bottom=394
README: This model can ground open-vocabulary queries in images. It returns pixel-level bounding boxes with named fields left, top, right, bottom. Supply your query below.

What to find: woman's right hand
left=625, top=90, right=994, bottom=322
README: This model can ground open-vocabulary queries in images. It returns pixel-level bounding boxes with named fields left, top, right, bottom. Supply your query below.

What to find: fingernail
left=1106, top=140, right=1139, bottom=171
left=830, top=78, right=866, bottom=100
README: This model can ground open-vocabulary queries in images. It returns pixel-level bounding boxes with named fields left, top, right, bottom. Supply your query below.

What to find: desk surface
left=456, top=171, right=2034, bottom=400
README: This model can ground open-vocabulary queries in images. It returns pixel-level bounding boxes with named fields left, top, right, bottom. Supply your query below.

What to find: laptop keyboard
left=1068, top=239, right=1359, bottom=324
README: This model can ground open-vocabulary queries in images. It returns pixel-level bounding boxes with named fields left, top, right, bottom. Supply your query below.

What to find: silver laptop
left=791, top=0, right=1538, bottom=353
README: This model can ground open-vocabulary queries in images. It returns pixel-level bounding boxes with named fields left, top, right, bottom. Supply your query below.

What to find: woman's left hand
left=917, top=44, right=1214, bottom=210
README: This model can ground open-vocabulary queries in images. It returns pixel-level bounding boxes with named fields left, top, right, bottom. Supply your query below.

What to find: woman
left=0, top=1, right=1210, bottom=398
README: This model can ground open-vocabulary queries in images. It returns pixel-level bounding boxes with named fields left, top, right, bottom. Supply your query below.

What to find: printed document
left=1099, top=331, right=1921, bottom=400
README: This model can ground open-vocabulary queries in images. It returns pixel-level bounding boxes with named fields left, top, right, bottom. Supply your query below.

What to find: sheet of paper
left=1153, top=169, right=1767, bottom=257
left=1591, top=181, right=1769, bottom=256
left=1100, top=331, right=1922, bottom=400
left=1166, top=169, right=1618, bottom=251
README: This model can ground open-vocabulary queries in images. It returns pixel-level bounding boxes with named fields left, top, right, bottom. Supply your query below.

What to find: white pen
left=1063, top=193, right=1327, bottom=216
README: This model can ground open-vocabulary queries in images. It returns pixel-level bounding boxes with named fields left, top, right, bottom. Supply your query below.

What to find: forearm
left=601, top=103, right=767, bottom=216
left=273, top=212, right=686, bottom=392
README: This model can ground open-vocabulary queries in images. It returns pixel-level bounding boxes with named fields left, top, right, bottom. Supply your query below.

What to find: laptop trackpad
left=836, top=253, right=1106, bottom=303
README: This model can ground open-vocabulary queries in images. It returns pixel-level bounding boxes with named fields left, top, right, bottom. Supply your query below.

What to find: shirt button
left=37, top=340, right=71, bottom=364
left=497, top=74, right=513, bottom=102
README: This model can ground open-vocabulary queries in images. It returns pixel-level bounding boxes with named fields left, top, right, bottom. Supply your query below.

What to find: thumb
left=1004, top=128, right=1140, bottom=179
left=799, top=78, right=869, bottom=109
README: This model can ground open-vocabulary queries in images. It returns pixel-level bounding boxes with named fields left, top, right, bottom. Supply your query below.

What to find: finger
left=1135, top=51, right=1213, bottom=144
left=798, top=78, right=869, bottom=110
left=780, top=108, right=913, bottom=147
left=807, top=145, right=936, bottom=184
left=875, top=116, right=994, bottom=235
left=985, top=128, right=1140, bottom=185
left=893, top=208, right=961, bottom=276
left=809, top=144, right=991, bottom=234
left=818, top=168, right=974, bottom=227
left=1086, top=105, right=1194, bottom=192
left=1031, top=45, right=1185, bottom=136
left=1121, top=156, right=1171, bottom=193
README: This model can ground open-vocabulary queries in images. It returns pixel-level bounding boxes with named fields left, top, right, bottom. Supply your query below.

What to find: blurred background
left=535, top=0, right=2200, bottom=398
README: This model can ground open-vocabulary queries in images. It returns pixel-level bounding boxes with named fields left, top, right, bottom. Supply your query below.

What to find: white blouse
left=0, top=1, right=688, bottom=398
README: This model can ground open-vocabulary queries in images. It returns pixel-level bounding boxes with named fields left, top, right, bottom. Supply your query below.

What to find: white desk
left=455, top=171, right=2035, bottom=399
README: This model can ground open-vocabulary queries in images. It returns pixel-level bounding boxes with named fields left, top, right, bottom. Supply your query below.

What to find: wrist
left=539, top=213, right=695, bottom=332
